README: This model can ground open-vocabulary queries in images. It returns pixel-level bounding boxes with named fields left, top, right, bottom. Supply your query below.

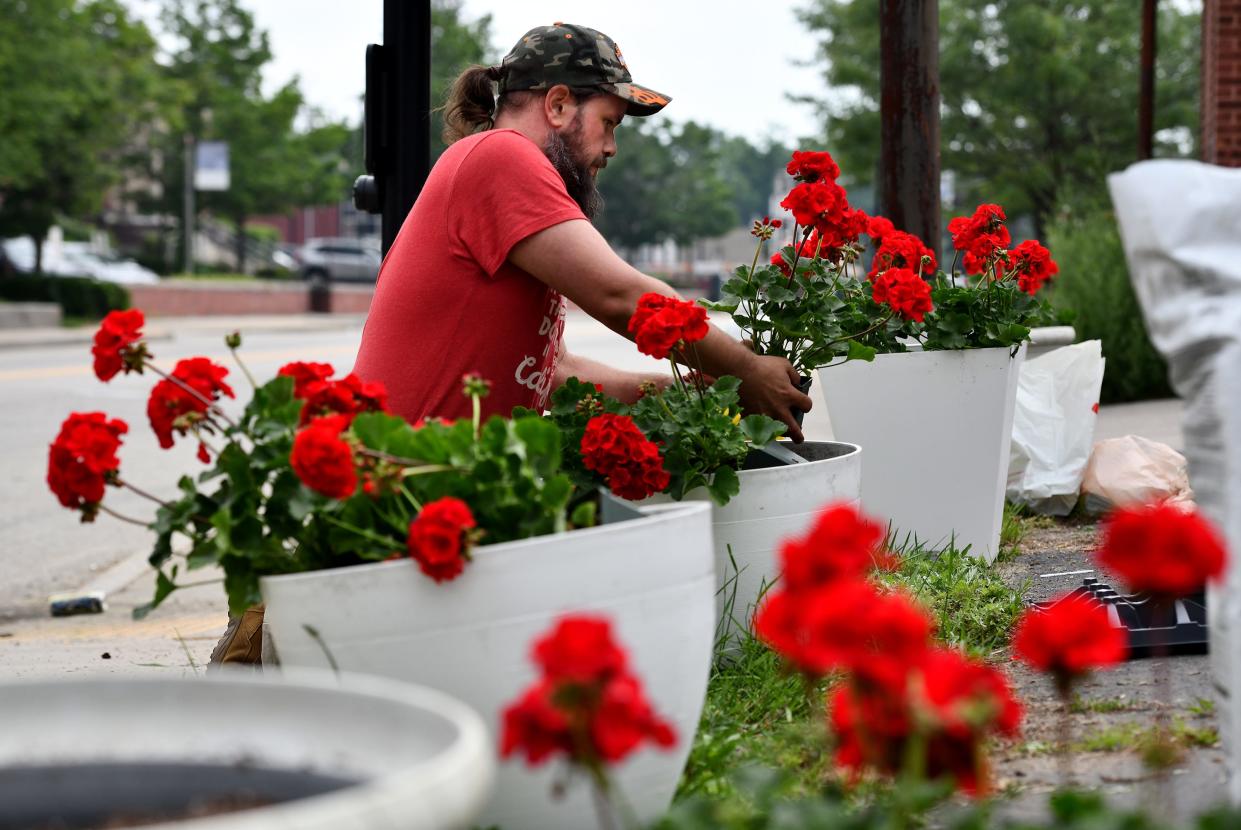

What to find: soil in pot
left=1, top=761, right=358, bottom=830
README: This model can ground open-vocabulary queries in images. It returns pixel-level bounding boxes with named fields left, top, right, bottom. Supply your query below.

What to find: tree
left=596, top=120, right=748, bottom=257
left=430, top=0, right=495, bottom=162
left=717, top=135, right=791, bottom=225
left=157, top=0, right=353, bottom=272
left=0, top=0, right=165, bottom=271
left=795, top=0, right=1200, bottom=237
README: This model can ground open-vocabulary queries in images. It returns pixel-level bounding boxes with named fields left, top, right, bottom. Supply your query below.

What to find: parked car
left=296, top=237, right=381, bottom=285
left=1, top=238, right=159, bottom=285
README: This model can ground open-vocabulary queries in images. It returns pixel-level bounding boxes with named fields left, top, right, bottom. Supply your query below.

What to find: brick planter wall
left=1204, top=0, right=1241, bottom=166
left=128, top=280, right=373, bottom=317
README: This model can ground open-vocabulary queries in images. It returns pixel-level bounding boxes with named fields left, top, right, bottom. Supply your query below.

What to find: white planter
left=647, top=442, right=862, bottom=636
left=819, top=345, right=1026, bottom=563
left=0, top=670, right=492, bottom=830
left=262, top=499, right=715, bottom=830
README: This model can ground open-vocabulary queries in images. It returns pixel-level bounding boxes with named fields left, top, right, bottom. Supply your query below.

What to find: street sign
left=194, top=141, right=230, bottom=191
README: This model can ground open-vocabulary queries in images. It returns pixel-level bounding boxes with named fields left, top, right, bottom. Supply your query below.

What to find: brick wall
left=1204, top=0, right=1241, bottom=166
left=128, top=281, right=373, bottom=317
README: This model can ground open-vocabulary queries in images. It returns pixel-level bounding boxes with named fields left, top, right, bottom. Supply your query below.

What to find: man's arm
left=510, top=218, right=813, bottom=440
left=553, top=349, right=671, bottom=405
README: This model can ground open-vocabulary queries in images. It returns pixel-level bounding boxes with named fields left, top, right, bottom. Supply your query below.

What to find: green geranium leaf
left=706, top=466, right=740, bottom=506
left=846, top=340, right=877, bottom=362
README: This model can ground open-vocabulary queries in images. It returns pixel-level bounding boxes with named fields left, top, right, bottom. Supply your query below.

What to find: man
left=353, top=22, right=811, bottom=439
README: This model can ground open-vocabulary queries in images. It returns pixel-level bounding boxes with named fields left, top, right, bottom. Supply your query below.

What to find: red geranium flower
left=871, top=267, right=934, bottom=322
left=580, top=413, right=670, bottom=500
left=831, top=646, right=1022, bottom=795
left=786, top=149, right=841, bottom=183
left=533, top=615, right=629, bottom=685
left=867, top=215, right=896, bottom=242
left=501, top=613, right=676, bottom=769
left=146, top=357, right=235, bottom=451
left=406, top=496, right=477, bottom=582
left=779, top=502, right=888, bottom=592
left=590, top=672, right=678, bottom=762
left=1095, top=502, right=1228, bottom=599
left=948, top=204, right=1011, bottom=275
left=627, top=293, right=709, bottom=360
left=1007, top=239, right=1059, bottom=295
left=289, top=413, right=357, bottom=500
left=91, top=309, right=146, bottom=382
left=278, top=361, right=335, bottom=397
left=499, top=679, right=573, bottom=764
left=297, top=372, right=389, bottom=425
left=755, top=580, right=932, bottom=679
left=1013, top=593, right=1127, bottom=695
left=868, top=230, right=937, bottom=279
left=47, top=412, right=128, bottom=519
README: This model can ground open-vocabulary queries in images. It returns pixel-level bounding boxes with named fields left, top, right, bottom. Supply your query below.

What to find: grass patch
left=676, top=633, right=834, bottom=801
left=1188, top=697, right=1216, bottom=717
left=679, top=538, right=1027, bottom=801
left=880, top=541, right=1028, bottom=656
left=1073, top=719, right=1219, bottom=754
left=1070, top=696, right=1138, bottom=714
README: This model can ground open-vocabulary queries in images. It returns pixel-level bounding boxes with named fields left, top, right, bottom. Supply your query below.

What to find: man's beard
left=544, top=115, right=604, bottom=220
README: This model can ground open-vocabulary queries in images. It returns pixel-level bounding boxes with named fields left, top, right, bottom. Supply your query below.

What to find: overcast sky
left=128, top=0, right=826, bottom=145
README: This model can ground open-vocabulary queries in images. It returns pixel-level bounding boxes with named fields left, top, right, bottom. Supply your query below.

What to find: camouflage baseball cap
left=498, top=22, right=671, bottom=117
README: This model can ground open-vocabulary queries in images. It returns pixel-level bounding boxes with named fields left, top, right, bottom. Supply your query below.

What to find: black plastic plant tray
left=1031, top=577, right=1209, bottom=659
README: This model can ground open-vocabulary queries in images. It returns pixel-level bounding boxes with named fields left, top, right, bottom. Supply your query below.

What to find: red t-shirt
left=353, top=129, right=585, bottom=422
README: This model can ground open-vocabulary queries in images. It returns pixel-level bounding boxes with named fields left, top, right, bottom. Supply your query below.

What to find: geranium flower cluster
left=627, top=293, right=709, bottom=360
left=405, top=496, right=478, bottom=582
left=779, top=150, right=869, bottom=255
left=147, top=357, right=235, bottom=460
left=755, top=502, right=1022, bottom=794
left=1095, top=501, right=1227, bottom=599
left=948, top=203, right=1059, bottom=295
left=501, top=614, right=676, bottom=771
left=580, top=412, right=670, bottom=501
left=46, top=412, right=128, bottom=521
left=278, top=361, right=389, bottom=425
left=1013, top=593, right=1127, bottom=697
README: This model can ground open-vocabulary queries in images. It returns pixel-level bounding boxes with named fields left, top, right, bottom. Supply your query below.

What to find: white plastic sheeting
left=1007, top=340, right=1106, bottom=515
left=1108, top=159, right=1241, bottom=802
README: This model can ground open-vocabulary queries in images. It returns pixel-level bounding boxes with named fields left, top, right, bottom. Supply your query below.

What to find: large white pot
left=262, top=499, right=715, bottom=830
left=0, top=670, right=492, bottom=829
left=649, top=441, right=861, bottom=636
left=819, top=345, right=1026, bottom=563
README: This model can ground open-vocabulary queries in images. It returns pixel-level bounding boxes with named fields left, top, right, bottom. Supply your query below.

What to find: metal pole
left=183, top=134, right=195, bottom=275
left=380, top=0, right=432, bottom=255
left=1139, top=0, right=1158, bottom=161
left=879, top=0, right=941, bottom=265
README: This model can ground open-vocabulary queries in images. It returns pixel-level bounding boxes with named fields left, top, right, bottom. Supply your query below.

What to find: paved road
left=0, top=311, right=1184, bottom=678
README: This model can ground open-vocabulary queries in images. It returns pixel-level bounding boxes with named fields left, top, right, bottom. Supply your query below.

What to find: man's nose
left=603, top=136, right=617, bottom=158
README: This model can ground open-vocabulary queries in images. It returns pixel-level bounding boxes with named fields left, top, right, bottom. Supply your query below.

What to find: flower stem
left=117, top=478, right=172, bottom=509
left=228, top=342, right=258, bottom=391
left=99, top=504, right=149, bottom=526
left=321, top=514, right=403, bottom=549
left=471, top=392, right=481, bottom=439
left=399, top=464, right=457, bottom=478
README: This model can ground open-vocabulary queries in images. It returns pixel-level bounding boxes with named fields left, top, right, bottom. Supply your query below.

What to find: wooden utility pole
left=1138, top=0, right=1158, bottom=160
left=879, top=0, right=941, bottom=264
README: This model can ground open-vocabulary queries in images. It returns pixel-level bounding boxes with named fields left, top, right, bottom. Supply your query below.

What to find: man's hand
left=736, top=353, right=813, bottom=443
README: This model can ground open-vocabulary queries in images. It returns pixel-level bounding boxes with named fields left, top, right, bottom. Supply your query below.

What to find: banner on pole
left=194, top=141, right=230, bottom=191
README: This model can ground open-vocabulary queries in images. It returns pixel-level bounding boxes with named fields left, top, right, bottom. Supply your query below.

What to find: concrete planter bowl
left=0, top=670, right=493, bottom=830
left=819, top=344, right=1026, bottom=563
left=262, top=498, right=715, bottom=830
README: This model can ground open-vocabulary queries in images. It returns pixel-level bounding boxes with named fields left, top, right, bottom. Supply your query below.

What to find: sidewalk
left=0, top=313, right=366, bottom=351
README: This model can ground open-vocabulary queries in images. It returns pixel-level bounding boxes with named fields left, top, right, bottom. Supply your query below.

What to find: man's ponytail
left=441, top=65, right=501, bottom=144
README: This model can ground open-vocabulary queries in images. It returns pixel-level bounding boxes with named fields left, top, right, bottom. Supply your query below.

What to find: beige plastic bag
left=1080, top=435, right=1194, bottom=513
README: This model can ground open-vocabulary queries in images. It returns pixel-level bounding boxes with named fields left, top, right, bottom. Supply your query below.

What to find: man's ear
left=544, top=84, right=576, bottom=129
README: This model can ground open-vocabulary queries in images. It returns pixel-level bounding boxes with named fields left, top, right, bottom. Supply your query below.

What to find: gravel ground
left=990, top=519, right=1228, bottom=825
